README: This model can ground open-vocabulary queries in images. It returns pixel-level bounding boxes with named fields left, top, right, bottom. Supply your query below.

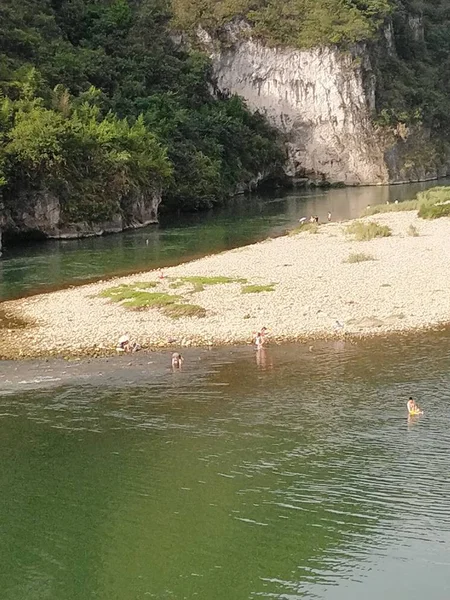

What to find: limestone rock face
left=204, top=22, right=449, bottom=185
left=1, top=187, right=161, bottom=248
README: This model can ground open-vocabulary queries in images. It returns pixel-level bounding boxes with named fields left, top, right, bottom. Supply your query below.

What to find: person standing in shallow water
left=255, top=333, right=264, bottom=350
left=171, top=352, right=184, bottom=369
left=254, top=327, right=268, bottom=349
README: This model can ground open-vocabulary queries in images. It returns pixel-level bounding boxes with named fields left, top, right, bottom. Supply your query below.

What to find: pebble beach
left=1, top=211, right=450, bottom=359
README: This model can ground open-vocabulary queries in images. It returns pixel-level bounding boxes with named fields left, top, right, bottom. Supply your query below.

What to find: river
left=0, top=331, right=449, bottom=599
left=1, top=180, right=446, bottom=301
left=2, top=181, right=450, bottom=598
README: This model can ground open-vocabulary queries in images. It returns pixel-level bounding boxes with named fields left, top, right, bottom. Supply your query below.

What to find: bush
left=346, top=221, right=392, bottom=241
left=417, top=187, right=450, bottom=219
left=345, top=252, right=376, bottom=263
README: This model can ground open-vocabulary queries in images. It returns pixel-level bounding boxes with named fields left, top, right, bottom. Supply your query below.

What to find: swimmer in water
left=171, top=352, right=184, bottom=369
left=407, top=397, right=423, bottom=415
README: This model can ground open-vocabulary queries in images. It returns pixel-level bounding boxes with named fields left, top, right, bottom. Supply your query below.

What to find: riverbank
left=1, top=210, right=450, bottom=359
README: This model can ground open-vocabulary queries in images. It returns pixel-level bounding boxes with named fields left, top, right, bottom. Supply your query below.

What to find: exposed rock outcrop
left=201, top=21, right=450, bottom=186
left=1, top=187, right=161, bottom=250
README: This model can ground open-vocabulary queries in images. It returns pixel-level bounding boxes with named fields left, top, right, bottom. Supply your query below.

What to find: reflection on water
left=0, top=332, right=450, bottom=599
left=1, top=179, right=447, bottom=300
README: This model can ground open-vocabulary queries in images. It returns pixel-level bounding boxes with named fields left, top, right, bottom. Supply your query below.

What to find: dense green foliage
left=373, top=0, right=450, bottom=134
left=0, top=0, right=284, bottom=224
left=172, top=0, right=392, bottom=47
left=411, top=186, right=450, bottom=219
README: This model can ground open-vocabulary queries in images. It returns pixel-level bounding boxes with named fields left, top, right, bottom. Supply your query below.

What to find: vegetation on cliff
left=173, top=0, right=392, bottom=47
left=373, top=0, right=450, bottom=136
left=0, top=0, right=284, bottom=226
left=174, top=0, right=450, bottom=139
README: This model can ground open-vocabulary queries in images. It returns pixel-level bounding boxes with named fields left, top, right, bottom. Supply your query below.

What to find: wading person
left=407, top=397, right=423, bottom=415
left=172, top=352, right=184, bottom=369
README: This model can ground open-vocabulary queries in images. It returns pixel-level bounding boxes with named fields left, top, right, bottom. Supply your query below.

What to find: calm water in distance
left=1, top=180, right=446, bottom=300
left=0, top=331, right=450, bottom=599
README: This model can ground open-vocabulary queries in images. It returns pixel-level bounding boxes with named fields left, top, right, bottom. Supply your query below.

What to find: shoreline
left=1, top=210, right=450, bottom=360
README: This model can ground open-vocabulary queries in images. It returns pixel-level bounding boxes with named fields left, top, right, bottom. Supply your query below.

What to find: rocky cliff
left=0, top=188, right=161, bottom=248
left=202, top=21, right=450, bottom=186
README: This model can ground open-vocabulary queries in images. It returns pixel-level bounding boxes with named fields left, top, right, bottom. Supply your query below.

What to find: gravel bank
left=2, top=211, right=450, bottom=359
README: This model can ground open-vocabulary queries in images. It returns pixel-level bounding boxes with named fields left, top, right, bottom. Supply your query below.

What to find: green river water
left=1, top=180, right=446, bottom=301
left=1, top=181, right=450, bottom=598
left=1, top=332, right=450, bottom=599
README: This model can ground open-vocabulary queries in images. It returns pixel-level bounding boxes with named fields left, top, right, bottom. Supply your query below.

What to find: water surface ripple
left=0, top=333, right=449, bottom=599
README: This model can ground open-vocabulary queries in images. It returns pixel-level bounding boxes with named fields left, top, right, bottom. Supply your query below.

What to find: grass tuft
left=417, top=187, right=450, bottom=219
left=345, top=252, right=376, bottom=263
left=180, top=275, right=246, bottom=292
left=289, top=222, right=319, bottom=236
left=241, top=284, right=276, bottom=294
left=346, top=221, right=392, bottom=241
left=162, top=303, right=207, bottom=318
left=99, top=284, right=179, bottom=309
left=407, top=224, right=419, bottom=237
left=99, top=282, right=158, bottom=298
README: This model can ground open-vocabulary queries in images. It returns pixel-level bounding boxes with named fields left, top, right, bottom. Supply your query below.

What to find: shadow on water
left=0, top=331, right=450, bottom=599
left=1, top=179, right=448, bottom=301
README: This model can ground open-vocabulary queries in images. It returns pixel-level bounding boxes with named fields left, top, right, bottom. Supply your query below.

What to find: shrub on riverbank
left=417, top=188, right=450, bottom=219
left=346, top=221, right=392, bottom=241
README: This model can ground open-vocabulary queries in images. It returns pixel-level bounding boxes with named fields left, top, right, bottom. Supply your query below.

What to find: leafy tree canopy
left=0, top=0, right=284, bottom=222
